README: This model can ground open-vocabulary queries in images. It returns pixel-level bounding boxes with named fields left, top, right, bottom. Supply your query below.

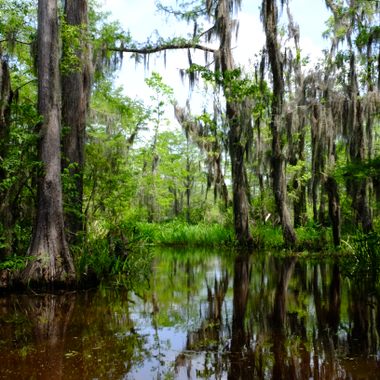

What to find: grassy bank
left=123, top=220, right=337, bottom=251
left=125, top=221, right=235, bottom=247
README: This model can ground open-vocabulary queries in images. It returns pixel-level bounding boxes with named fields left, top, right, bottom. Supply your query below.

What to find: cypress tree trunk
left=0, top=60, right=12, bottom=178
left=0, top=59, right=13, bottom=258
left=262, top=0, right=296, bottom=246
left=325, top=102, right=341, bottom=246
left=185, top=157, right=192, bottom=223
left=347, top=53, right=373, bottom=233
left=216, top=0, right=253, bottom=246
left=285, top=5, right=307, bottom=228
left=22, top=0, right=75, bottom=287
left=61, top=0, right=91, bottom=242
left=292, top=111, right=307, bottom=227
left=325, top=176, right=341, bottom=246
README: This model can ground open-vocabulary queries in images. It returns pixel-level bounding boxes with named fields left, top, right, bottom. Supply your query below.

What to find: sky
left=101, top=0, right=331, bottom=123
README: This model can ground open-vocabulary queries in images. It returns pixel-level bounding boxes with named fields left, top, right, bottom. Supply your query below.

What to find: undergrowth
left=123, top=221, right=236, bottom=247
left=73, top=236, right=153, bottom=288
left=250, top=223, right=330, bottom=251
left=340, top=231, right=380, bottom=281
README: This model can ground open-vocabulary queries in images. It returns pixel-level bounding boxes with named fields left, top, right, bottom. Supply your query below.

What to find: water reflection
left=0, top=293, right=76, bottom=379
left=1, top=249, right=380, bottom=379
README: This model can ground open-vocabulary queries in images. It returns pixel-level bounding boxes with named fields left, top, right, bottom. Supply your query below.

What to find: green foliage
left=295, top=225, right=329, bottom=251
left=156, top=221, right=235, bottom=247
left=0, top=76, right=39, bottom=256
left=341, top=232, right=380, bottom=280
left=250, top=223, right=332, bottom=251
left=337, top=156, right=380, bottom=182
left=0, top=0, right=36, bottom=68
left=85, top=79, right=148, bottom=236
left=60, top=17, right=84, bottom=75
left=74, top=234, right=153, bottom=287
left=121, top=221, right=235, bottom=247
left=156, top=1, right=207, bottom=23
left=88, top=2, right=132, bottom=77
left=188, top=64, right=271, bottom=104
left=0, top=255, right=30, bottom=271
left=145, top=72, right=174, bottom=102
left=250, top=224, right=284, bottom=250
left=111, top=248, right=153, bottom=288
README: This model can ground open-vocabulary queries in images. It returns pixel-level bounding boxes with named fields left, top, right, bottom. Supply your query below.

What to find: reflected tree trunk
left=328, top=263, right=341, bottom=335
left=271, top=257, right=296, bottom=380
left=272, top=258, right=296, bottom=329
left=23, top=293, right=76, bottom=380
left=348, top=282, right=370, bottom=356
left=230, top=253, right=251, bottom=352
left=312, top=262, right=342, bottom=376
left=228, top=253, right=251, bottom=380
left=185, top=270, right=229, bottom=352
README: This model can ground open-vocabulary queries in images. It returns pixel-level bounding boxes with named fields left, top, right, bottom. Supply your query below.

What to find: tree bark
left=0, top=59, right=14, bottom=258
left=0, top=59, right=12, bottom=173
left=263, top=0, right=296, bottom=246
left=292, top=108, right=307, bottom=228
left=217, top=0, right=253, bottom=246
left=61, top=0, right=91, bottom=243
left=325, top=176, right=341, bottom=246
left=22, top=0, right=75, bottom=287
left=347, top=53, right=373, bottom=233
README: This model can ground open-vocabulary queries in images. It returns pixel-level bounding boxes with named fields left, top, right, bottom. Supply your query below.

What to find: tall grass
left=250, top=224, right=283, bottom=249
left=73, top=235, right=153, bottom=288
left=123, top=220, right=333, bottom=250
left=125, top=221, right=235, bottom=247
left=250, top=223, right=333, bottom=251
left=341, top=231, right=380, bottom=280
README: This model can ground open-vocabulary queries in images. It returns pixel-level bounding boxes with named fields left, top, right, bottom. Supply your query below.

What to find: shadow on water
left=1, top=247, right=380, bottom=379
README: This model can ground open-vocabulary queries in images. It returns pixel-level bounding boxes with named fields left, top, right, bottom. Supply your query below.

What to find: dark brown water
left=1, top=248, right=380, bottom=379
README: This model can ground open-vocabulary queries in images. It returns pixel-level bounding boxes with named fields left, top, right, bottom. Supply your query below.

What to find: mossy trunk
left=61, top=0, right=92, bottom=243
left=348, top=98, right=373, bottom=232
left=325, top=176, right=341, bottom=246
left=0, top=59, right=14, bottom=258
left=0, top=60, right=12, bottom=179
left=216, top=0, right=253, bottom=247
left=263, top=0, right=296, bottom=247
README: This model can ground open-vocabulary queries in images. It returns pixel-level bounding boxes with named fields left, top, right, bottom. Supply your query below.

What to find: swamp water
left=1, top=248, right=380, bottom=379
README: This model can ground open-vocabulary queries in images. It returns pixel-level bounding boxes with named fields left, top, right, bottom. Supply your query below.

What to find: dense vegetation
left=0, top=0, right=379, bottom=288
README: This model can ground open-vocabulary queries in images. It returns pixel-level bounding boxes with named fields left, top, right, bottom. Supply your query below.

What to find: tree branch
left=109, top=43, right=216, bottom=55
left=0, top=39, right=31, bottom=46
